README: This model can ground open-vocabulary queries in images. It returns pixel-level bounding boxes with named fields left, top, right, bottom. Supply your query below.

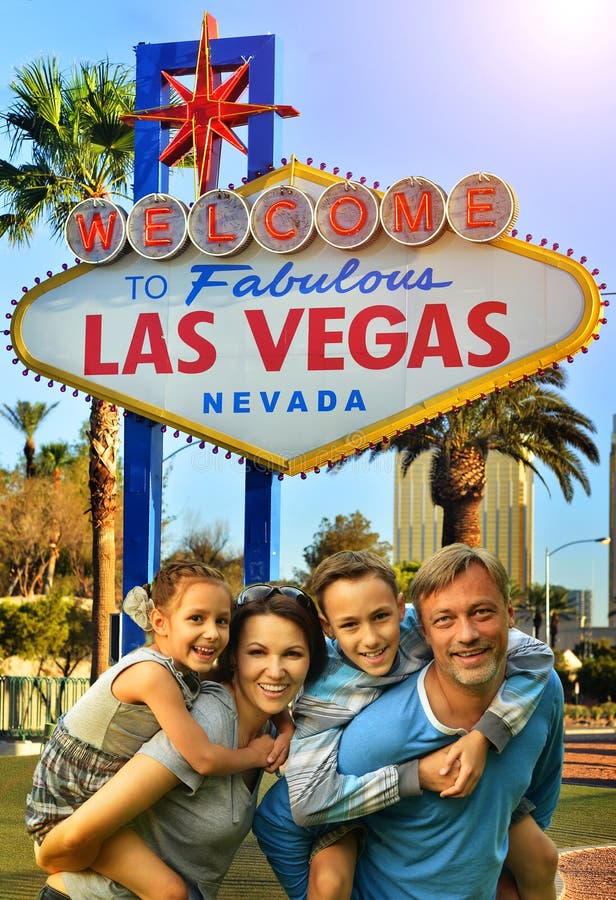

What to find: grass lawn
left=1, top=757, right=614, bottom=899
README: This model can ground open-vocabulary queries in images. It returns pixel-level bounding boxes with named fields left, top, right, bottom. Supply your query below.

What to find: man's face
left=419, top=563, right=513, bottom=691
left=320, top=575, right=405, bottom=675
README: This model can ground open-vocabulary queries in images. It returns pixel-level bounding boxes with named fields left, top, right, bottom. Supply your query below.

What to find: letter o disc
left=315, top=181, right=380, bottom=250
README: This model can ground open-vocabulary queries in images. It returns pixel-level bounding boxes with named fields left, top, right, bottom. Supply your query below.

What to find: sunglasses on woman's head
left=235, top=584, right=319, bottom=617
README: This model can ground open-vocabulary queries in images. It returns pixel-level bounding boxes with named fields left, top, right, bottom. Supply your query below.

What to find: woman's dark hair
left=217, top=591, right=327, bottom=686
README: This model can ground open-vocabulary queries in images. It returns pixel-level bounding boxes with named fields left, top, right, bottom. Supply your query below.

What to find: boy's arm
left=282, top=609, right=432, bottom=828
left=285, top=711, right=419, bottom=827
left=474, top=628, right=554, bottom=752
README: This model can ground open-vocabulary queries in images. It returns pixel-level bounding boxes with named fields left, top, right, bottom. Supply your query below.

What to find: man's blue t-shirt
left=337, top=666, right=564, bottom=900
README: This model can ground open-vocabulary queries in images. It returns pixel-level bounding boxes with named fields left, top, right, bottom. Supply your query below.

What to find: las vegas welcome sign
left=10, top=161, right=603, bottom=475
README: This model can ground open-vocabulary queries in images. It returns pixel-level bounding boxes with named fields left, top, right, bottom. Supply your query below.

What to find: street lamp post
left=545, top=537, right=611, bottom=647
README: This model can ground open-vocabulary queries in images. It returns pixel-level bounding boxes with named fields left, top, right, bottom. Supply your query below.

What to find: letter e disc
left=446, top=173, right=518, bottom=243
left=127, top=194, right=188, bottom=259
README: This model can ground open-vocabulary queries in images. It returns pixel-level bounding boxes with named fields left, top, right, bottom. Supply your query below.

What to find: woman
left=37, top=584, right=327, bottom=900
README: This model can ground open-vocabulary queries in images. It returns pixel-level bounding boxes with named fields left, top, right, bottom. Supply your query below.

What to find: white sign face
left=12, top=165, right=602, bottom=475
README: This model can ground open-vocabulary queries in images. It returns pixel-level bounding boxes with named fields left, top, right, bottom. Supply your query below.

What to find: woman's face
left=233, top=613, right=310, bottom=717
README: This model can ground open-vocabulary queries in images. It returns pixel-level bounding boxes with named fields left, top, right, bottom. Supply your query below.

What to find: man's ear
left=319, top=614, right=334, bottom=639
left=507, top=602, right=515, bottom=628
left=396, top=592, right=406, bottom=621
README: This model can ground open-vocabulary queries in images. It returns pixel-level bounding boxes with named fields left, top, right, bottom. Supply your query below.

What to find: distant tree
left=0, top=400, right=59, bottom=477
left=0, top=471, right=90, bottom=597
left=298, top=511, right=391, bottom=589
left=394, top=561, right=422, bottom=598
left=165, top=521, right=244, bottom=596
left=573, top=638, right=616, bottom=660
left=36, top=441, right=75, bottom=481
left=577, top=655, right=616, bottom=703
left=0, top=594, right=91, bottom=677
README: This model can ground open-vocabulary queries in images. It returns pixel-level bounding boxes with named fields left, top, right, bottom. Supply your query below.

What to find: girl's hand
left=437, top=730, right=490, bottom=798
left=268, top=709, right=295, bottom=772
left=265, top=729, right=293, bottom=773
left=246, top=733, right=276, bottom=769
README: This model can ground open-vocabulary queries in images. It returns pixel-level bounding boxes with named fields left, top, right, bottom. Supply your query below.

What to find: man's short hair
left=311, top=550, right=398, bottom=616
left=408, top=544, right=510, bottom=617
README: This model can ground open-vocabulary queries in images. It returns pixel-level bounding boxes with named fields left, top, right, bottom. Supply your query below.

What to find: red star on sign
left=122, top=13, right=299, bottom=195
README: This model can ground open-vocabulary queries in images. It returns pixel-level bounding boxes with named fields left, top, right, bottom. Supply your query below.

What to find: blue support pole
left=244, top=464, right=281, bottom=584
left=121, top=26, right=283, bottom=650
left=120, top=418, right=164, bottom=653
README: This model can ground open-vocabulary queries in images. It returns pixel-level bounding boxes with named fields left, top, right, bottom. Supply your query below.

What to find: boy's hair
left=311, top=550, right=398, bottom=616
left=149, top=560, right=233, bottom=614
left=408, top=544, right=509, bottom=618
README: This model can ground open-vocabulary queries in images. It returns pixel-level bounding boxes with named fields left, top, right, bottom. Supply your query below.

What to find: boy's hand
left=438, top=730, right=490, bottom=798
left=418, top=747, right=461, bottom=793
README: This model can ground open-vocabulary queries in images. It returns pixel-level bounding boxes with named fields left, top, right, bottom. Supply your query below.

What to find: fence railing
left=0, top=675, right=89, bottom=741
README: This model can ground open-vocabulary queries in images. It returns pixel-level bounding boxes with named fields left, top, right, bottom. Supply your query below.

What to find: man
left=255, top=544, right=563, bottom=899
left=337, top=544, right=563, bottom=899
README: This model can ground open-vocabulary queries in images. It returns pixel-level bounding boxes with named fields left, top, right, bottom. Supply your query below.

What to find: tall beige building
left=393, top=450, right=534, bottom=589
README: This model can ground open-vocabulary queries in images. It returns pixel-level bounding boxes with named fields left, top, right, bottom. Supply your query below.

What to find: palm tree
left=0, top=57, right=135, bottom=679
left=369, top=369, right=599, bottom=547
left=0, top=400, right=59, bottom=476
left=513, top=582, right=575, bottom=643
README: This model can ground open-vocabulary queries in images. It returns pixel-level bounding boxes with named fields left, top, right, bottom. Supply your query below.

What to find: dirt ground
left=558, top=737, right=616, bottom=899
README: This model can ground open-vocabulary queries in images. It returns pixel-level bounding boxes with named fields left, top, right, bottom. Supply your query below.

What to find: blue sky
left=1, top=1, right=615, bottom=624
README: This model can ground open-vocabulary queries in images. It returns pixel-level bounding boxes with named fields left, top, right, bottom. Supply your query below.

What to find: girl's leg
left=90, top=827, right=188, bottom=900
left=38, top=755, right=178, bottom=873
left=307, top=830, right=360, bottom=900
left=506, top=815, right=559, bottom=900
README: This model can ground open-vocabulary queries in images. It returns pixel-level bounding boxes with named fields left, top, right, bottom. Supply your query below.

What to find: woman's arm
left=37, top=755, right=179, bottom=873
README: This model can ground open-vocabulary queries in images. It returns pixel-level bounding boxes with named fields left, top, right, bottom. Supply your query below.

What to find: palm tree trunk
left=24, top=437, right=36, bottom=477
left=441, top=497, right=483, bottom=546
left=88, top=399, right=119, bottom=682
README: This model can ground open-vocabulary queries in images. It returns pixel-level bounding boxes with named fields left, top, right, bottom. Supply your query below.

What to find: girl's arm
left=126, top=662, right=274, bottom=775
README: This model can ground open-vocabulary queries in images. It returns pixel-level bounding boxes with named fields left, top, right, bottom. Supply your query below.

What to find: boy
left=254, top=549, right=557, bottom=899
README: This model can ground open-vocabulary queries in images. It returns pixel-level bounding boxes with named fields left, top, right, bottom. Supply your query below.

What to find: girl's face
left=233, top=614, right=310, bottom=718
left=152, top=579, right=231, bottom=674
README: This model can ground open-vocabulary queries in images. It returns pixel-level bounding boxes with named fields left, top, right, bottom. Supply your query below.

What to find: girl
left=28, top=562, right=286, bottom=900
left=36, top=585, right=328, bottom=900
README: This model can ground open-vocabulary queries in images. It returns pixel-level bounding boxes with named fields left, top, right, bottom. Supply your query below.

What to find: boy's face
left=320, top=574, right=405, bottom=675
